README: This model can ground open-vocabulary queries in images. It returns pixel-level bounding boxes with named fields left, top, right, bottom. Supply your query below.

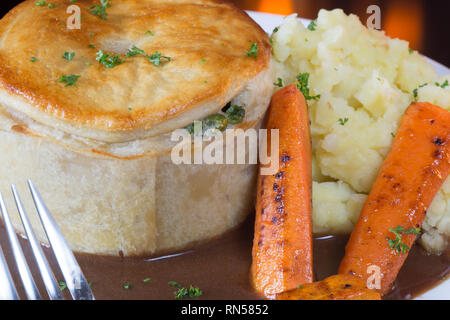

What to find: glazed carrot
left=251, top=84, right=313, bottom=297
left=339, top=102, right=450, bottom=296
left=277, top=274, right=381, bottom=300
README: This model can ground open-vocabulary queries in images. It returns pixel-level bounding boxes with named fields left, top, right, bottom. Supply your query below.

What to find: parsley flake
left=168, top=281, right=181, bottom=288
left=90, top=0, right=111, bottom=20
left=408, top=48, right=414, bottom=54
left=47, top=3, right=59, bottom=8
left=143, top=278, right=151, bottom=283
left=123, top=282, right=132, bottom=290
left=435, top=80, right=449, bottom=89
left=96, top=50, right=124, bottom=68
left=246, top=42, right=258, bottom=58
left=387, top=225, right=421, bottom=254
left=273, top=27, right=279, bottom=33
left=338, top=118, right=349, bottom=126
left=59, top=74, right=80, bottom=87
left=296, top=73, right=320, bottom=101
left=174, top=285, right=203, bottom=300
left=146, top=30, right=154, bottom=36
left=307, top=20, right=317, bottom=31
left=58, top=280, right=67, bottom=291
left=35, top=0, right=46, bottom=6
left=62, top=51, right=75, bottom=61
left=273, top=77, right=283, bottom=88
left=413, top=83, right=428, bottom=101
left=30, top=57, right=37, bottom=62
left=127, top=46, right=171, bottom=66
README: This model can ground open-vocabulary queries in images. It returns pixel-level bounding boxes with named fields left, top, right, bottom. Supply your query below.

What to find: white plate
left=248, top=10, right=450, bottom=300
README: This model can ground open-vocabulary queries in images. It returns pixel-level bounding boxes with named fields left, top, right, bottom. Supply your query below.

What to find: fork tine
left=0, top=244, right=19, bottom=300
left=0, top=190, right=41, bottom=300
left=11, top=185, right=63, bottom=300
left=27, top=180, right=94, bottom=300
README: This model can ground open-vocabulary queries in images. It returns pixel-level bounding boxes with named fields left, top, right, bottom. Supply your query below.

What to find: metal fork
left=0, top=180, right=94, bottom=300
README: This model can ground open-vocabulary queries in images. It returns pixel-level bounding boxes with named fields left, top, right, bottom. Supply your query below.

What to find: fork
left=0, top=180, right=94, bottom=300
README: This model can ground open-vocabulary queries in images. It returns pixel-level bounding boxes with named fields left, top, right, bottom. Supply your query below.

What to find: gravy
left=0, top=218, right=448, bottom=300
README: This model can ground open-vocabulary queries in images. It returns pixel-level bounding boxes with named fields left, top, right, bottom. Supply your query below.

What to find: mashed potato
left=271, top=9, right=450, bottom=254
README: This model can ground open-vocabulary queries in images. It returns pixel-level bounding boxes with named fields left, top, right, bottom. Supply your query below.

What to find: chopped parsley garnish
left=435, top=80, right=449, bottom=88
left=71, top=0, right=77, bottom=3
left=274, top=77, right=283, bottom=87
left=35, top=0, right=46, bottom=6
left=408, top=48, right=414, bottom=54
left=126, top=46, right=147, bottom=58
left=413, top=83, right=428, bottom=101
left=88, top=44, right=96, bottom=48
left=147, top=52, right=170, bottom=65
left=297, top=285, right=303, bottom=289
left=173, top=285, right=203, bottom=300
left=246, top=42, right=258, bottom=58
left=59, top=74, right=80, bottom=87
left=307, top=20, right=317, bottom=31
left=47, top=3, right=59, bottom=8
left=90, top=0, right=111, bottom=20
left=200, top=58, right=206, bottom=64
left=96, top=50, right=124, bottom=68
left=30, top=57, right=37, bottom=62
left=296, top=73, right=320, bottom=101
left=126, top=46, right=171, bottom=66
left=143, top=278, right=151, bottom=283
left=338, top=117, right=349, bottom=126
left=387, top=225, right=421, bottom=254
left=225, top=105, right=245, bottom=124
left=273, top=27, right=279, bottom=33
left=62, top=51, right=75, bottom=61
left=391, top=132, right=396, bottom=138
left=123, top=282, right=132, bottom=290
left=168, top=281, right=182, bottom=288
left=146, top=30, right=154, bottom=36
left=58, top=280, right=67, bottom=291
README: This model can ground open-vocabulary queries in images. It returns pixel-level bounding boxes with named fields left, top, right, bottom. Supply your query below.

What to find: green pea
left=203, top=114, right=228, bottom=132
left=225, top=105, right=245, bottom=124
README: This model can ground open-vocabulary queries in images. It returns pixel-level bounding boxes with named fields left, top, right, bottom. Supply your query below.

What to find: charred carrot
left=339, top=102, right=450, bottom=295
left=251, top=84, right=313, bottom=297
left=277, top=274, right=381, bottom=300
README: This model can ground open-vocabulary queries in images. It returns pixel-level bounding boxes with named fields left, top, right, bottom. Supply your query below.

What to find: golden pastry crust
left=0, top=0, right=270, bottom=142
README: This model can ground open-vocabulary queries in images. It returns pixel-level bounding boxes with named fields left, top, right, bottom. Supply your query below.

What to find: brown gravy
left=1, top=217, right=448, bottom=300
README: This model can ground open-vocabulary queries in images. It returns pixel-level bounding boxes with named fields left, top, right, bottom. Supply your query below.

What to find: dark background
left=2, top=0, right=449, bottom=66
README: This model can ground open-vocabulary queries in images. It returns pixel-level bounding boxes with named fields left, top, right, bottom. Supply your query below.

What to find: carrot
left=339, top=102, right=450, bottom=295
left=250, top=84, right=313, bottom=297
left=277, top=274, right=381, bottom=300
